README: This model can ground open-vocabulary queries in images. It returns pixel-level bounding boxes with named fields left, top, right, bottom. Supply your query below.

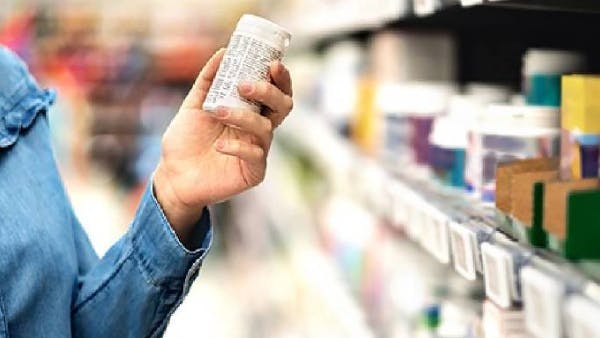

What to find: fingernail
left=239, top=82, right=254, bottom=95
left=215, top=139, right=225, bottom=150
left=215, top=106, right=229, bottom=118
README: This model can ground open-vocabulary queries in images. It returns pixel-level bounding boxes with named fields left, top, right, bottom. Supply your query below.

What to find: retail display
left=277, top=1, right=600, bottom=338
left=5, top=1, right=600, bottom=338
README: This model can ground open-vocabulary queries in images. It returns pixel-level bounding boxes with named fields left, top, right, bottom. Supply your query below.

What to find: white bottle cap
left=523, top=49, right=586, bottom=76
left=478, top=104, right=560, bottom=136
left=378, top=81, right=455, bottom=116
left=236, top=14, right=291, bottom=51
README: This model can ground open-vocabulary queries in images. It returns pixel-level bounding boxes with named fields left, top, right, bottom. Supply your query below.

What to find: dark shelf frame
left=315, top=1, right=600, bottom=90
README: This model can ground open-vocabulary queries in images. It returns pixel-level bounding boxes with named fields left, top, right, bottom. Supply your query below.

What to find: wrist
left=153, top=163, right=206, bottom=246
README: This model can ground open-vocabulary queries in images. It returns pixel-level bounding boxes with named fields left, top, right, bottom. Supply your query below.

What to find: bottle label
left=204, top=32, right=283, bottom=113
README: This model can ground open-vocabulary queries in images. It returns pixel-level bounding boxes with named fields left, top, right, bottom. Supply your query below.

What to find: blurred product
left=482, top=301, right=530, bottom=338
left=203, top=14, right=291, bottom=113
left=522, top=49, right=586, bottom=107
left=320, top=40, right=365, bottom=134
left=352, top=76, right=380, bottom=155
left=370, top=30, right=456, bottom=83
left=466, top=105, right=560, bottom=202
left=560, top=75, right=600, bottom=180
left=406, top=83, right=455, bottom=165
left=377, top=83, right=412, bottom=164
left=429, top=115, right=467, bottom=187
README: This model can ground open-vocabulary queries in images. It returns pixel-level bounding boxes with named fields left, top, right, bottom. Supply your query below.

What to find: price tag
left=389, top=180, right=410, bottom=229
left=423, top=206, right=451, bottom=264
left=449, top=221, right=478, bottom=280
left=521, top=266, right=565, bottom=338
left=565, top=295, right=600, bottom=338
left=413, top=0, right=438, bottom=16
left=460, top=0, right=484, bottom=6
left=481, top=243, right=517, bottom=309
left=405, top=193, right=426, bottom=242
left=365, top=162, right=388, bottom=212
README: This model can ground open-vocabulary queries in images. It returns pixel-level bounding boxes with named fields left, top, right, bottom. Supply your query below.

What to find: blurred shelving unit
left=266, top=0, right=600, bottom=337
left=279, top=0, right=600, bottom=88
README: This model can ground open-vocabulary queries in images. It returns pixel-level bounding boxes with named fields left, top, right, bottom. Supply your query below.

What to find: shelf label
left=461, top=0, right=484, bottom=7
left=449, top=221, right=478, bottom=280
left=521, top=266, right=565, bottom=338
left=405, top=192, right=426, bottom=242
left=413, top=0, right=438, bottom=16
left=389, top=180, right=410, bottom=229
left=481, top=243, right=517, bottom=309
left=423, top=207, right=451, bottom=264
left=565, top=295, right=600, bottom=338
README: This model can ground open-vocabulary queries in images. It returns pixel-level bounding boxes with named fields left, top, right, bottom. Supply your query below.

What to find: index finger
left=270, top=61, right=292, bottom=97
left=184, top=48, right=226, bottom=108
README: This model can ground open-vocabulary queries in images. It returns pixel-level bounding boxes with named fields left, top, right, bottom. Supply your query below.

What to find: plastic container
left=466, top=104, right=560, bottom=202
left=321, top=40, right=364, bottom=134
left=405, top=83, right=455, bottom=165
left=522, top=49, right=585, bottom=107
left=431, top=90, right=511, bottom=188
left=203, top=14, right=291, bottom=113
left=429, top=116, right=467, bottom=187
left=378, top=82, right=454, bottom=166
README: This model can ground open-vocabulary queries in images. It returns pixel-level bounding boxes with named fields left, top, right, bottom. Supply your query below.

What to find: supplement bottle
left=203, top=14, right=291, bottom=113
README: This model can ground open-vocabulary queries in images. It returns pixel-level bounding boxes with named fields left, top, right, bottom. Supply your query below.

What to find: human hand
left=153, top=48, right=293, bottom=244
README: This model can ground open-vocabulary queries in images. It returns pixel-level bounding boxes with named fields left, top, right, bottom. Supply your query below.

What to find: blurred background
left=4, top=0, right=600, bottom=337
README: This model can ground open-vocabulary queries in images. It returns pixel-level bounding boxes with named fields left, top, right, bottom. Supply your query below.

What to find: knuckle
left=232, top=141, right=242, bottom=152
left=256, top=146, right=265, bottom=158
left=262, top=82, right=274, bottom=98
left=286, top=96, right=294, bottom=112
left=262, top=116, right=273, bottom=132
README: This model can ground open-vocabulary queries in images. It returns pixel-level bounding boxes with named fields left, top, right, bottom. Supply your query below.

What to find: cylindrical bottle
left=203, top=14, right=291, bottom=113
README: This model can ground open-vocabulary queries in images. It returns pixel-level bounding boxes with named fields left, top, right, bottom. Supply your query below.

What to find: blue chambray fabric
left=0, top=46, right=212, bottom=338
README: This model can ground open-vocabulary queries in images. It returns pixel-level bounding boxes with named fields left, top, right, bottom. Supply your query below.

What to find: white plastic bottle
left=203, top=14, right=291, bottom=113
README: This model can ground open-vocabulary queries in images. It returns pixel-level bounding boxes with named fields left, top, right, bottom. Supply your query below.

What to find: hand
left=153, top=48, right=293, bottom=244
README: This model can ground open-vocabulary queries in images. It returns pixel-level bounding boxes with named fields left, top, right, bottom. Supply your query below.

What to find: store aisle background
left=5, top=1, right=600, bottom=337
left=1, top=1, right=410, bottom=337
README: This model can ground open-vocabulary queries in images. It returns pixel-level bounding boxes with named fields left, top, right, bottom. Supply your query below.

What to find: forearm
left=72, top=182, right=212, bottom=337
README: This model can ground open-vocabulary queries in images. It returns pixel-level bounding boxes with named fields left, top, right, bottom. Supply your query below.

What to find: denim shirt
left=0, top=46, right=212, bottom=337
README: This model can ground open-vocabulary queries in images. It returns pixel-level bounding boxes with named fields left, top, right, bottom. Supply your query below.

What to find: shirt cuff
left=129, top=182, right=212, bottom=285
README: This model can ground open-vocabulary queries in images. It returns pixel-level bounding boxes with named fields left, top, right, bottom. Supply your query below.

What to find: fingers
left=270, top=61, right=292, bottom=96
left=212, top=106, right=273, bottom=149
left=215, top=139, right=265, bottom=165
left=183, top=48, right=226, bottom=108
left=238, top=80, right=293, bottom=127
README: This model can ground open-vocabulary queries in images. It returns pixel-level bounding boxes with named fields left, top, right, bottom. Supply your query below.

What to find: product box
left=543, top=178, right=600, bottom=244
left=560, top=75, right=600, bottom=180
left=495, top=158, right=558, bottom=214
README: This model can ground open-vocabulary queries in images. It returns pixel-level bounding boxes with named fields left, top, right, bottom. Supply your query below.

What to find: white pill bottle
left=203, top=14, right=291, bottom=113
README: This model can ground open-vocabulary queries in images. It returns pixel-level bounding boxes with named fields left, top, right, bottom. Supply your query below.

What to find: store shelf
left=487, top=0, right=600, bottom=13
left=279, top=111, right=600, bottom=324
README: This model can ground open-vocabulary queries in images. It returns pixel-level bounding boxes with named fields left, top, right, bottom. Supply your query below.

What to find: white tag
left=461, top=0, right=484, bottom=6
left=481, top=243, right=515, bottom=309
left=413, top=0, right=438, bottom=16
left=364, top=161, right=387, bottom=213
left=426, top=207, right=451, bottom=264
left=405, top=194, right=426, bottom=242
left=521, top=267, right=565, bottom=338
left=449, top=221, right=478, bottom=280
left=390, top=180, right=410, bottom=229
left=565, top=295, right=600, bottom=338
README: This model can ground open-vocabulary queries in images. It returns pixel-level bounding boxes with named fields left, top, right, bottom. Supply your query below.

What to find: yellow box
left=562, top=75, right=600, bottom=133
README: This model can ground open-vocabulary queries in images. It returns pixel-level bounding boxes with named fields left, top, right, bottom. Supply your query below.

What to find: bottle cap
left=237, top=14, right=291, bottom=50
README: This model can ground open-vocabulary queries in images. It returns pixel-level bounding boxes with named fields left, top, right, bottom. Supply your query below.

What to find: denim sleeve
left=71, top=184, right=212, bottom=337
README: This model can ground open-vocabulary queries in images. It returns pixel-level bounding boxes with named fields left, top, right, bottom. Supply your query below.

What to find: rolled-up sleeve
left=71, top=182, right=212, bottom=338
